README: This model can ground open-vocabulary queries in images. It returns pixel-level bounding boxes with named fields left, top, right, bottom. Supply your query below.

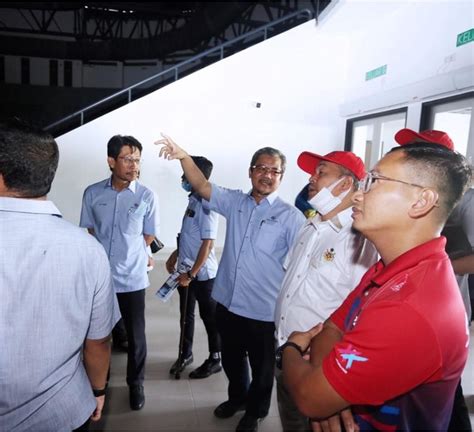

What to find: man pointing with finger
left=157, top=134, right=304, bottom=432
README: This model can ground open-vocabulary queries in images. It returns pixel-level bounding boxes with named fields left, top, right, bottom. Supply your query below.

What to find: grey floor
left=91, top=256, right=474, bottom=431
left=91, top=257, right=283, bottom=432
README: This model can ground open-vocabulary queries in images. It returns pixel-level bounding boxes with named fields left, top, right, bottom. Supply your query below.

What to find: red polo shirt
left=323, top=237, right=469, bottom=431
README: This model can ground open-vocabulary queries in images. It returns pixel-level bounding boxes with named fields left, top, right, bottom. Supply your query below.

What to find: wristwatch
left=275, top=341, right=304, bottom=370
left=92, top=384, right=108, bottom=397
left=187, top=271, right=196, bottom=281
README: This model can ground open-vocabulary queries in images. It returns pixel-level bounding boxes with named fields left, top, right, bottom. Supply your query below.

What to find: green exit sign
left=457, top=28, right=474, bottom=47
left=365, top=65, right=387, bottom=81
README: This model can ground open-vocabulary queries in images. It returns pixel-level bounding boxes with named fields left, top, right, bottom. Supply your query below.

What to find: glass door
left=347, top=111, right=407, bottom=169
left=423, top=95, right=474, bottom=162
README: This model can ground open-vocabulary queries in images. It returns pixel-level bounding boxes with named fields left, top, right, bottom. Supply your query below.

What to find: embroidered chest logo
left=323, top=248, right=336, bottom=262
left=128, top=203, right=140, bottom=214
left=185, top=208, right=196, bottom=218
left=335, top=345, right=368, bottom=374
left=304, top=209, right=317, bottom=219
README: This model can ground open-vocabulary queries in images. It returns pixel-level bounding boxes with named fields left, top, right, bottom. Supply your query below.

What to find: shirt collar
left=106, top=176, right=137, bottom=193
left=0, top=196, right=62, bottom=217
left=307, top=206, right=353, bottom=232
left=371, top=237, right=447, bottom=287
left=247, top=189, right=279, bottom=205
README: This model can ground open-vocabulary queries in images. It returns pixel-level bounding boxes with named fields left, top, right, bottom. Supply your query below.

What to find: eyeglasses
left=118, top=156, right=142, bottom=166
left=358, top=171, right=426, bottom=193
left=251, top=164, right=283, bottom=176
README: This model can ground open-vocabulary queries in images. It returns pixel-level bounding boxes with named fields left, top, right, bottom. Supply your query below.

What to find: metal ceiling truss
left=0, top=2, right=329, bottom=61
left=161, top=1, right=323, bottom=64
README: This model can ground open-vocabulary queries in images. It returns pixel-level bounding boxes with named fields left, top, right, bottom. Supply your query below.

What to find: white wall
left=49, top=0, right=474, bottom=250
left=51, top=18, right=349, bottom=248
left=124, top=62, right=161, bottom=88
left=335, top=0, right=474, bottom=118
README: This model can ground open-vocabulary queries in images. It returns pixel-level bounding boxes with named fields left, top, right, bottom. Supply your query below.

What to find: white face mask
left=308, top=176, right=350, bottom=216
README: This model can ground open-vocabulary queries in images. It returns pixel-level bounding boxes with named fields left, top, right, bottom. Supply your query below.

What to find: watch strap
left=276, top=341, right=304, bottom=369
left=282, top=341, right=304, bottom=356
left=92, top=385, right=107, bottom=397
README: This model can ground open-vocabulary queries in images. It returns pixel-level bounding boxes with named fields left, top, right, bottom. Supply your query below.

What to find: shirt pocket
left=124, top=202, right=147, bottom=235
left=256, top=219, right=282, bottom=254
left=309, top=248, right=340, bottom=284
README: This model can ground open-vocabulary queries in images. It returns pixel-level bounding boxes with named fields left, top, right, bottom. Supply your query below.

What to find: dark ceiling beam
left=0, top=2, right=205, bottom=17
left=0, top=2, right=254, bottom=61
left=0, top=2, right=85, bottom=11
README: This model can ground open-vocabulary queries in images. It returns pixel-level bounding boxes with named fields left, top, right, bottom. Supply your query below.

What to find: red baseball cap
left=394, top=128, right=454, bottom=150
left=297, top=150, right=366, bottom=180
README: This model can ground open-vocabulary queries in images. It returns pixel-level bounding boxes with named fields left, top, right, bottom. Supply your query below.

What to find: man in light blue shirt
left=0, top=119, right=120, bottom=431
left=157, top=134, right=304, bottom=432
left=80, top=135, right=159, bottom=411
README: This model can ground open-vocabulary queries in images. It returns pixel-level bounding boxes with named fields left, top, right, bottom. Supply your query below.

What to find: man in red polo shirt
left=280, top=133, right=472, bottom=431
left=395, top=128, right=473, bottom=432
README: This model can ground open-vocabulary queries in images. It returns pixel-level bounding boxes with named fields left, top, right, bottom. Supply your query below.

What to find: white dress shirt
left=274, top=207, right=378, bottom=345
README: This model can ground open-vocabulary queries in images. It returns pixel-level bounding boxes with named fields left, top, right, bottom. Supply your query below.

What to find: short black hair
left=107, top=135, right=143, bottom=159
left=250, top=147, right=287, bottom=173
left=181, top=156, right=213, bottom=182
left=0, top=118, right=59, bottom=198
left=389, top=143, right=472, bottom=221
left=192, top=156, right=213, bottom=179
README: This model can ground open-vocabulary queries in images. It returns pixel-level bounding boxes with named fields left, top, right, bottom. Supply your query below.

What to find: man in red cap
left=281, top=135, right=472, bottom=431
left=394, top=128, right=455, bottom=150
left=396, top=128, right=473, bottom=432
left=274, top=150, right=378, bottom=431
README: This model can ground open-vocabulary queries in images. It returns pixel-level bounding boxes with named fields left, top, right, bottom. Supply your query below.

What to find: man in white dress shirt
left=274, top=150, right=378, bottom=431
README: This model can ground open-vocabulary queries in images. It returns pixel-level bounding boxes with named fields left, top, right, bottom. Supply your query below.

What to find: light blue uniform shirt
left=208, top=184, right=305, bottom=321
left=0, top=197, right=120, bottom=432
left=80, top=177, right=160, bottom=293
left=178, top=193, right=218, bottom=280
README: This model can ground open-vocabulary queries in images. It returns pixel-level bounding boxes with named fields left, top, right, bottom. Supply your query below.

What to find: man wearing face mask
left=274, top=150, right=378, bottom=431
left=165, top=156, right=222, bottom=379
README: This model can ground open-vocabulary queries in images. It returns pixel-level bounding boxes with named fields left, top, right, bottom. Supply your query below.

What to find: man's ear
left=341, top=176, right=354, bottom=191
left=334, top=176, right=353, bottom=196
left=0, top=174, right=7, bottom=194
left=107, top=156, right=115, bottom=171
left=409, top=189, right=439, bottom=218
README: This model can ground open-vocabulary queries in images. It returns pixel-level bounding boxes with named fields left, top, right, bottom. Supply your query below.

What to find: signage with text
left=457, top=28, right=474, bottom=47
left=365, top=65, right=387, bottom=81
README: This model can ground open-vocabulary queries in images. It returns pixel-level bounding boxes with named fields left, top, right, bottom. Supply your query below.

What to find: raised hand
left=155, top=133, right=188, bottom=161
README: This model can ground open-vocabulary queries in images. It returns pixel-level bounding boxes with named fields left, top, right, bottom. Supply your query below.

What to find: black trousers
left=73, top=418, right=90, bottom=431
left=448, top=380, right=472, bottom=431
left=216, top=303, right=276, bottom=418
left=177, top=278, right=220, bottom=358
left=112, top=317, right=128, bottom=344
left=116, top=289, right=147, bottom=386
